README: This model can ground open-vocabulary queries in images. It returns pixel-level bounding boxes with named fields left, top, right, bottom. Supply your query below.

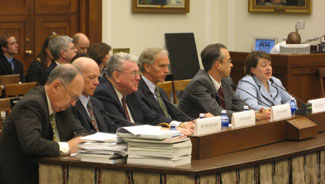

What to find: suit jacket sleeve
left=13, top=99, right=61, bottom=157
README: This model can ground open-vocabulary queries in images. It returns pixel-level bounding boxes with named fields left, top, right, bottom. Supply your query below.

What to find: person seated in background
left=26, top=35, right=54, bottom=84
left=178, top=43, right=270, bottom=120
left=236, top=51, right=295, bottom=110
left=87, top=42, right=112, bottom=78
left=72, top=33, right=90, bottom=54
left=137, top=47, right=199, bottom=129
left=72, top=57, right=132, bottom=133
left=40, top=35, right=77, bottom=85
left=0, top=33, right=24, bottom=82
left=94, top=52, right=193, bottom=135
left=270, top=32, right=301, bottom=54
left=0, top=64, right=88, bottom=184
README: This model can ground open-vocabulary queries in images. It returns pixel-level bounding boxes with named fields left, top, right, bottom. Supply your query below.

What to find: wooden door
left=0, top=0, right=102, bottom=74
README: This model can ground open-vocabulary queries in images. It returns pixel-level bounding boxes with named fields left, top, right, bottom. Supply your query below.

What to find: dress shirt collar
left=113, top=86, right=124, bottom=106
left=208, top=74, right=222, bottom=91
left=5, top=56, right=13, bottom=63
left=142, top=76, right=156, bottom=95
left=79, top=94, right=89, bottom=110
left=54, top=60, right=60, bottom=66
left=45, top=89, right=54, bottom=116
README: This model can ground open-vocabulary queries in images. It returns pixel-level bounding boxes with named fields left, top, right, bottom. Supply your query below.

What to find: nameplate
left=307, top=98, right=325, bottom=113
left=231, top=110, right=255, bottom=128
left=271, top=104, right=291, bottom=121
left=194, top=116, right=221, bottom=136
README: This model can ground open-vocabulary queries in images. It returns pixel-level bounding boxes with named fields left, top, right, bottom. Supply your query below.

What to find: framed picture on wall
left=248, top=0, right=312, bottom=14
left=132, top=0, right=190, bottom=14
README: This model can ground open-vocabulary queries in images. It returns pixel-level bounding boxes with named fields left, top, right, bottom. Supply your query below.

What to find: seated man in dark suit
left=178, top=43, right=269, bottom=120
left=0, top=33, right=24, bottom=82
left=0, top=64, right=88, bottom=184
left=137, top=47, right=195, bottom=129
left=72, top=57, right=132, bottom=133
left=94, top=52, right=193, bottom=135
left=40, top=35, right=77, bottom=85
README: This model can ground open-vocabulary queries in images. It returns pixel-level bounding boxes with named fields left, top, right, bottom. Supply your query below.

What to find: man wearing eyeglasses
left=72, top=57, right=133, bottom=133
left=178, top=43, right=269, bottom=120
left=94, top=52, right=176, bottom=127
left=0, top=64, right=88, bottom=184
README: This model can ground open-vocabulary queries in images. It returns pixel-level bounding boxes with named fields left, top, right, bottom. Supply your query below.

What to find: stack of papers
left=77, top=132, right=127, bottom=164
left=117, top=125, right=192, bottom=167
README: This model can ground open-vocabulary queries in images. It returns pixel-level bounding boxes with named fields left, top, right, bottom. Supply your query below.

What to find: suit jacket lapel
left=139, top=78, right=162, bottom=113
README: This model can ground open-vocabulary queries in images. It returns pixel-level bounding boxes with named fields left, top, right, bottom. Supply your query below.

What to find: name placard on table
left=308, top=98, right=325, bottom=113
left=231, top=110, right=255, bottom=128
left=194, top=116, right=221, bottom=136
left=271, top=104, right=291, bottom=121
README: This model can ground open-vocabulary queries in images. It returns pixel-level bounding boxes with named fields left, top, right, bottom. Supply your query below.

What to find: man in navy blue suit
left=0, top=33, right=24, bottom=82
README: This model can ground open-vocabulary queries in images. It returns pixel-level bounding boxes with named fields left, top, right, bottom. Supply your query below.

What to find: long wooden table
left=39, top=114, right=325, bottom=184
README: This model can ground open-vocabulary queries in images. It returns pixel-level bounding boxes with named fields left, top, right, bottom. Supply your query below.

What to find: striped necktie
left=87, top=99, right=99, bottom=132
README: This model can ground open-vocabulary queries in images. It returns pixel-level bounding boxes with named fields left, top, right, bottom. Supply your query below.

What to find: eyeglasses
left=60, top=82, right=80, bottom=102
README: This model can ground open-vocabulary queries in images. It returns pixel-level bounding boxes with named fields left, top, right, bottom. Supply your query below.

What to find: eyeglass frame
left=60, top=82, right=80, bottom=102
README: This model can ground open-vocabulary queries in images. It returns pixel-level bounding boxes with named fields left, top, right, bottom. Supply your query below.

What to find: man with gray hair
left=72, top=57, right=133, bottom=133
left=137, top=47, right=195, bottom=129
left=94, top=52, right=174, bottom=127
left=40, top=35, right=77, bottom=85
left=0, top=64, right=88, bottom=184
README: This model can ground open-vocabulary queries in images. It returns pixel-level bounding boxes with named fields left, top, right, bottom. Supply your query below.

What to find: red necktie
left=122, top=96, right=131, bottom=121
left=218, top=87, right=226, bottom=109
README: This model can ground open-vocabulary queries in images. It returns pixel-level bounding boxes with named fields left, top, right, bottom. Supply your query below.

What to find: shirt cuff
left=170, top=121, right=181, bottom=127
left=58, top=142, right=70, bottom=155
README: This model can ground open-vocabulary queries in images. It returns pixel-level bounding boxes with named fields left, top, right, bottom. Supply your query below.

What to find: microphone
left=100, top=110, right=134, bottom=126
left=153, top=91, right=196, bottom=123
left=231, top=83, right=272, bottom=108
left=269, top=78, right=312, bottom=115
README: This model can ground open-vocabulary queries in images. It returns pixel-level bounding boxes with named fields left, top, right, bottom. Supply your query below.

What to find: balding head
left=72, top=33, right=90, bottom=54
left=286, top=32, right=301, bottom=44
left=72, top=57, right=100, bottom=96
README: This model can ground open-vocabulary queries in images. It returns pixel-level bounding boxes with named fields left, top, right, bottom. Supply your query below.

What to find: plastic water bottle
left=289, top=100, right=297, bottom=115
left=199, top=113, right=205, bottom=119
left=243, top=105, right=249, bottom=111
left=221, top=110, right=229, bottom=130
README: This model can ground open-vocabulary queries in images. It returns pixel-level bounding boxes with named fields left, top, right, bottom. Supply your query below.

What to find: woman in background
left=236, top=51, right=295, bottom=110
left=26, top=36, right=54, bottom=83
left=87, top=42, right=111, bottom=78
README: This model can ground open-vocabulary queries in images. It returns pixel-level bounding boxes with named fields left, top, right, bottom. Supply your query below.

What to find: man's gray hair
left=48, top=35, right=73, bottom=60
left=138, top=47, right=168, bottom=73
left=46, top=64, right=81, bottom=85
left=105, top=52, right=138, bottom=78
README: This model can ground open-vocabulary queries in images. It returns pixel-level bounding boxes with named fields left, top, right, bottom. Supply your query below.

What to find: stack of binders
left=117, top=125, right=192, bottom=167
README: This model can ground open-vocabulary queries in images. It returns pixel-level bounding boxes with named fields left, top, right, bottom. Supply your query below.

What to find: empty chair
left=4, top=82, right=37, bottom=97
left=157, top=81, right=173, bottom=102
left=319, top=67, right=325, bottom=97
left=173, top=79, right=191, bottom=104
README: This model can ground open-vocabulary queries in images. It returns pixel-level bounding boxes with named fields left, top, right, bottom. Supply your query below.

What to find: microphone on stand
left=153, top=91, right=196, bottom=123
left=269, top=78, right=312, bottom=115
left=231, top=83, right=272, bottom=108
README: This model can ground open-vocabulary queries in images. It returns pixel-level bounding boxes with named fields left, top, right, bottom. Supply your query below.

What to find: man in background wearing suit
left=40, top=35, right=77, bottom=85
left=0, top=64, right=88, bottom=184
left=178, top=43, right=269, bottom=120
left=0, top=33, right=24, bottom=82
left=137, top=47, right=194, bottom=129
left=72, top=57, right=131, bottom=133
